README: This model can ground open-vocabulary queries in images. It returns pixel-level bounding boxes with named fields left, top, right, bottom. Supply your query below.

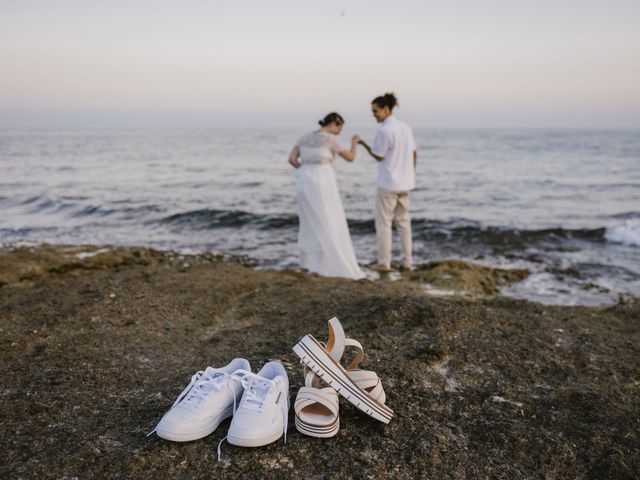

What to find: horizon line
left=1, top=125, right=639, bottom=131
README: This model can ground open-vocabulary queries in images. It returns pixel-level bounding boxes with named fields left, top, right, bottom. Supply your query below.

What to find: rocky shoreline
left=1, top=245, right=638, bottom=479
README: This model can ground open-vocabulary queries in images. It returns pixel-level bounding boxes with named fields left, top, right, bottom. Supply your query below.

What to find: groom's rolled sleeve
left=371, top=130, right=389, bottom=158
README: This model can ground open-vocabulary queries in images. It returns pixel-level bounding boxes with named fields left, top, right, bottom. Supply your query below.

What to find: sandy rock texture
left=1, top=246, right=638, bottom=479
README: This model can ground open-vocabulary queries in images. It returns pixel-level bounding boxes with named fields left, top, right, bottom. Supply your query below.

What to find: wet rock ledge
left=0, top=245, right=638, bottom=479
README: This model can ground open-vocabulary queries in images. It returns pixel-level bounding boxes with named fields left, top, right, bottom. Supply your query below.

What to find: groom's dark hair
left=372, top=93, right=398, bottom=111
left=318, top=112, right=344, bottom=127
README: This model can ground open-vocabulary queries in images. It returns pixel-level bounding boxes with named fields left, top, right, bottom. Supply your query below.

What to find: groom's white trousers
left=375, top=188, right=412, bottom=268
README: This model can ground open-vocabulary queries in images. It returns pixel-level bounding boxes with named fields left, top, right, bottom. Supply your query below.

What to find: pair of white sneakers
left=148, top=358, right=289, bottom=454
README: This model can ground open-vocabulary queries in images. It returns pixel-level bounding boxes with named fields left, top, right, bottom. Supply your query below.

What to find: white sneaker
left=226, top=361, right=289, bottom=447
left=149, top=358, right=251, bottom=442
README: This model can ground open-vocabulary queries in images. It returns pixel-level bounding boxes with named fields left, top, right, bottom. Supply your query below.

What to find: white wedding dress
left=295, top=131, right=365, bottom=280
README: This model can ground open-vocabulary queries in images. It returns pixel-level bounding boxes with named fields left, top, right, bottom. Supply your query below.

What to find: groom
left=358, top=92, right=417, bottom=272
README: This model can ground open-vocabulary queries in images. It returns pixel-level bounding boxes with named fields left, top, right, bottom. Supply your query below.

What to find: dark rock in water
left=407, top=259, right=530, bottom=295
left=583, top=282, right=611, bottom=293
left=0, top=245, right=638, bottom=479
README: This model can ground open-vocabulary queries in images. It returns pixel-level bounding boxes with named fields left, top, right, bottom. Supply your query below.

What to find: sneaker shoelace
left=146, top=369, right=238, bottom=437
left=239, top=372, right=278, bottom=409
left=217, top=369, right=288, bottom=461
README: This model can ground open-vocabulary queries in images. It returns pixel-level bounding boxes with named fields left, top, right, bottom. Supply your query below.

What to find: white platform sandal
left=293, top=317, right=393, bottom=426
left=294, top=369, right=340, bottom=437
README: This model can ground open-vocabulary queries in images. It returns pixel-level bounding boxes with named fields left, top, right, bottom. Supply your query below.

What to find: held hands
left=351, top=135, right=361, bottom=145
left=355, top=136, right=368, bottom=148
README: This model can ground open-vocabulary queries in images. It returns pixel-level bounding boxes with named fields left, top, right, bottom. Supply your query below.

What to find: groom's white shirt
left=371, top=115, right=416, bottom=192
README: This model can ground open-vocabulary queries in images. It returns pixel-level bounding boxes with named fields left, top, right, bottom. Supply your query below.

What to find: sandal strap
left=317, top=317, right=387, bottom=405
left=294, top=386, right=339, bottom=417
left=325, top=317, right=365, bottom=370
left=365, top=379, right=386, bottom=404
left=344, top=338, right=365, bottom=370
left=347, top=369, right=387, bottom=404
left=326, top=317, right=345, bottom=362
left=304, top=370, right=316, bottom=386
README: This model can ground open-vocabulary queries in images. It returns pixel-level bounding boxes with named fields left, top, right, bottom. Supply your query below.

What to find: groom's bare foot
left=369, top=263, right=392, bottom=273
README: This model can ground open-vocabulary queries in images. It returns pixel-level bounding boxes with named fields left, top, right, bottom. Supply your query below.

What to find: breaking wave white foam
left=606, top=219, right=640, bottom=247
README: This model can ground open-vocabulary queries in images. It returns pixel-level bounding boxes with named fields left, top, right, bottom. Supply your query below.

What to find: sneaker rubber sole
left=156, top=405, right=234, bottom=442
left=227, top=429, right=283, bottom=447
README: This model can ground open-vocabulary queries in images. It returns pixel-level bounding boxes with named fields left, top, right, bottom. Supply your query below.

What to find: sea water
left=1, top=128, right=639, bottom=306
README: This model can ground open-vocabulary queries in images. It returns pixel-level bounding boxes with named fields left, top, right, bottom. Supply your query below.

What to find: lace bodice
left=295, top=131, right=347, bottom=164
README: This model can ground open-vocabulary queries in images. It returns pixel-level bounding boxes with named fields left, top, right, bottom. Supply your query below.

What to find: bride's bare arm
left=288, top=146, right=301, bottom=168
left=338, top=136, right=360, bottom=162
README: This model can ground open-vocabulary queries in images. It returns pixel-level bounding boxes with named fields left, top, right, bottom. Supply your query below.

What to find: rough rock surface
left=407, top=259, right=530, bottom=295
left=1, top=246, right=638, bottom=479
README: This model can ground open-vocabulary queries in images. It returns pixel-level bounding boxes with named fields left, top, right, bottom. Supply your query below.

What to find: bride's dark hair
left=318, top=112, right=345, bottom=127
left=372, top=92, right=398, bottom=111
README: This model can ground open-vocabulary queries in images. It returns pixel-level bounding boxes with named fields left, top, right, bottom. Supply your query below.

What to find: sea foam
left=605, top=219, right=640, bottom=247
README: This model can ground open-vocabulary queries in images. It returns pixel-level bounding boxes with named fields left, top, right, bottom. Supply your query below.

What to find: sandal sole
left=293, top=335, right=393, bottom=424
left=295, top=415, right=340, bottom=438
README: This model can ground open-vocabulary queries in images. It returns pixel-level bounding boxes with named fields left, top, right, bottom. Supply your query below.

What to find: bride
left=288, top=112, right=365, bottom=280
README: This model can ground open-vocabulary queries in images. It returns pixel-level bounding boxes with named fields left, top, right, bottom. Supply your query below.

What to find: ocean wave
left=160, top=209, right=298, bottom=230
left=609, top=211, right=640, bottom=220
left=0, top=226, right=58, bottom=236
left=158, top=208, right=611, bottom=247
left=67, top=203, right=166, bottom=219
left=20, top=195, right=46, bottom=206
left=422, top=224, right=606, bottom=246
left=605, top=219, right=640, bottom=247
left=6, top=194, right=165, bottom=220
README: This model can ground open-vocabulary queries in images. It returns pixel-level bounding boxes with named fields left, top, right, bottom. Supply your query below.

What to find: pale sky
left=1, top=0, right=639, bottom=128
